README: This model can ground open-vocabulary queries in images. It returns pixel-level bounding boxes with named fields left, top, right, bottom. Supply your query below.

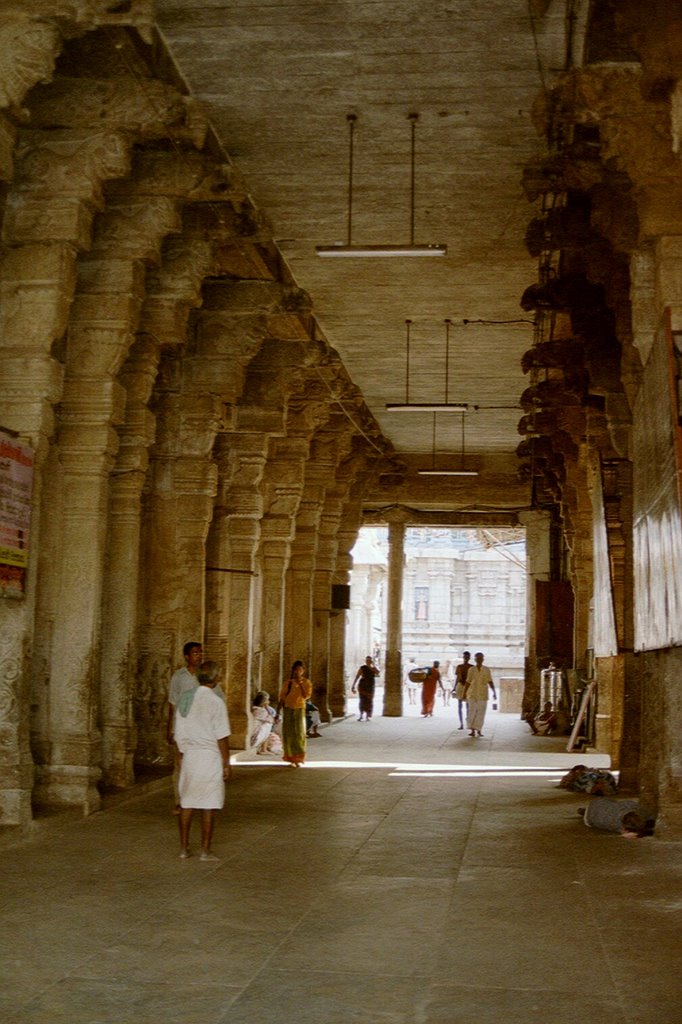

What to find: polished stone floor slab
left=1, top=710, right=680, bottom=1024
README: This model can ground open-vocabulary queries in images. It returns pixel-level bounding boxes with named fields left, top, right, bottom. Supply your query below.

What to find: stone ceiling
left=158, top=0, right=567, bottom=498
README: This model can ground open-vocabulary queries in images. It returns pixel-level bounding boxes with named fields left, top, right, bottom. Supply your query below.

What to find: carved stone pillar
left=34, top=395, right=126, bottom=811
left=135, top=388, right=221, bottom=768
left=383, top=513, right=408, bottom=716
left=329, top=520, right=358, bottom=717
left=0, top=123, right=131, bottom=815
left=206, top=432, right=267, bottom=748
left=99, top=338, right=158, bottom=788
left=517, top=509, right=551, bottom=715
left=307, top=430, right=354, bottom=720
left=284, top=516, right=321, bottom=675
left=310, top=502, right=343, bottom=723
left=256, top=437, right=308, bottom=693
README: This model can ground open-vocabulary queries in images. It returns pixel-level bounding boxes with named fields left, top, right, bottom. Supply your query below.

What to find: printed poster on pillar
left=0, top=430, right=34, bottom=596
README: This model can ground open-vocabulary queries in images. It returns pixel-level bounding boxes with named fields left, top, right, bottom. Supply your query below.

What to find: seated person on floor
left=306, top=699, right=322, bottom=737
left=529, top=701, right=558, bottom=735
left=578, top=798, right=656, bottom=837
left=250, top=690, right=283, bottom=755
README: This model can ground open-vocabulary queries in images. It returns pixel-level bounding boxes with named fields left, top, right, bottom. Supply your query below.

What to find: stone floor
left=2, top=706, right=681, bottom=1024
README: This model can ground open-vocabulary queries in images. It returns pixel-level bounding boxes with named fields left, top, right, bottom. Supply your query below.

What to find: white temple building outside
left=346, top=527, right=527, bottom=708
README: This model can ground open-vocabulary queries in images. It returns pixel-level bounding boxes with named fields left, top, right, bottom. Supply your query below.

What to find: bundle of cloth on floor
left=559, top=764, right=618, bottom=796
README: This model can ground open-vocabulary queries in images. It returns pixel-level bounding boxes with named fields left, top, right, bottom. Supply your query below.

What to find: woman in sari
left=277, top=660, right=313, bottom=767
left=421, top=660, right=441, bottom=717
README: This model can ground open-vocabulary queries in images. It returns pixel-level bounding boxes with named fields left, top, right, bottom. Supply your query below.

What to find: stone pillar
left=1, top=125, right=130, bottom=815
left=310, top=512, right=339, bottom=722
left=99, top=338, right=159, bottom=788
left=329, top=541, right=354, bottom=717
left=383, top=514, right=407, bottom=716
left=283, top=480, right=327, bottom=674
left=206, top=432, right=267, bottom=748
left=518, top=509, right=551, bottom=715
left=0, top=244, right=68, bottom=824
left=36, top=403, right=124, bottom=811
left=257, top=437, right=308, bottom=693
left=135, top=389, right=220, bottom=768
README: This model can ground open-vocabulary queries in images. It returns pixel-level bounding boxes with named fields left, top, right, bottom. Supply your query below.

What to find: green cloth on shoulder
left=177, top=685, right=199, bottom=718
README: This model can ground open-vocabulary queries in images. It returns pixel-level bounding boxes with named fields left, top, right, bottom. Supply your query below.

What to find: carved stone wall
left=0, top=13, right=391, bottom=823
left=520, top=6, right=682, bottom=821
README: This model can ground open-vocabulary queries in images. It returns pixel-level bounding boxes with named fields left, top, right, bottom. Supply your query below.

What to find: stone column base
left=33, top=764, right=102, bottom=815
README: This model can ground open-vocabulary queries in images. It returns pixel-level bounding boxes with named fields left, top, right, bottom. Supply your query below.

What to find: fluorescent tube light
left=315, top=243, right=447, bottom=258
left=418, top=470, right=480, bottom=476
left=385, top=403, right=468, bottom=413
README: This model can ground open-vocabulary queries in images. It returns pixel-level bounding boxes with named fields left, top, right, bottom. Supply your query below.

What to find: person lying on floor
left=578, top=798, right=656, bottom=837
left=559, top=764, right=618, bottom=795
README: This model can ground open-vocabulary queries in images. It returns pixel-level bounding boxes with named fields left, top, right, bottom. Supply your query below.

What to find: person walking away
left=421, top=660, right=441, bottom=717
left=277, top=660, right=313, bottom=766
left=463, top=652, right=496, bottom=737
left=352, top=655, right=380, bottom=721
left=404, top=657, right=419, bottom=705
left=174, top=660, right=231, bottom=861
left=440, top=660, right=454, bottom=706
left=453, top=651, right=471, bottom=730
left=167, top=640, right=203, bottom=813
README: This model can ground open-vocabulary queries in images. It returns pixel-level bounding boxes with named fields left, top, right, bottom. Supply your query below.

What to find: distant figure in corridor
left=403, top=657, right=419, bottom=705
left=277, top=660, right=313, bottom=766
left=421, top=660, right=441, bottom=717
left=453, top=651, right=471, bottom=730
left=352, top=655, right=380, bottom=721
left=174, top=660, right=231, bottom=861
left=463, top=652, right=496, bottom=737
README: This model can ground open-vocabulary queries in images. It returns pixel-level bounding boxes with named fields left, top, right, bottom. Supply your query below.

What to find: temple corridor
left=1, top=711, right=680, bottom=1024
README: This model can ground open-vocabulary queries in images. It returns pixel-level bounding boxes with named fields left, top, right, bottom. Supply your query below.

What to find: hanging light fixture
left=316, top=113, right=447, bottom=258
left=418, top=410, right=479, bottom=476
left=386, top=318, right=468, bottom=412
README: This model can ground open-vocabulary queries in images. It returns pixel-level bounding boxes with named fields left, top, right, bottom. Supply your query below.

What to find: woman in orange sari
left=277, top=660, right=313, bottom=767
left=421, top=660, right=441, bottom=717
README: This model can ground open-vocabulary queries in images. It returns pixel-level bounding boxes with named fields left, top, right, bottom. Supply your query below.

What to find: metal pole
left=347, top=113, right=357, bottom=246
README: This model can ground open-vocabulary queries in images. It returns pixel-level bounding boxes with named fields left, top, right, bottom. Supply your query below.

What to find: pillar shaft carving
left=284, top=490, right=325, bottom=673
left=255, top=438, right=309, bottom=692
left=383, top=511, right=411, bottom=716
left=206, top=433, right=268, bottom=748
left=547, top=67, right=682, bottom=238
left=0, top=14, right=61, bottom=115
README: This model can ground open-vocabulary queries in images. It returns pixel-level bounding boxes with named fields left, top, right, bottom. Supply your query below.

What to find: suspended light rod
left=315, top=113, right=447, bottom=258
left=316, top=243, right=447, bottom=257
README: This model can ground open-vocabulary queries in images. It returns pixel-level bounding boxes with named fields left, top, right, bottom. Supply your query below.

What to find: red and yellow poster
left=0, top=430, right=34, bottom=596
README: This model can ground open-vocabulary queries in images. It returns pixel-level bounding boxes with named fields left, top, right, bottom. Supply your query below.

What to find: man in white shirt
left=175, top=660, right=231, bottom=860
left=463, top=651, right=497, bottom=738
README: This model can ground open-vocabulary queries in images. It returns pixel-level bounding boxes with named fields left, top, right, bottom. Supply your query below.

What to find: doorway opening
left=346, top=525, right=527, bottom=716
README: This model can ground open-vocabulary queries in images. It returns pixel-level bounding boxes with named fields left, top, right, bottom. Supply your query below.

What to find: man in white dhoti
left=174, top=660, right=231, bottom=861
left=463, top=651, right=497, bottom=738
